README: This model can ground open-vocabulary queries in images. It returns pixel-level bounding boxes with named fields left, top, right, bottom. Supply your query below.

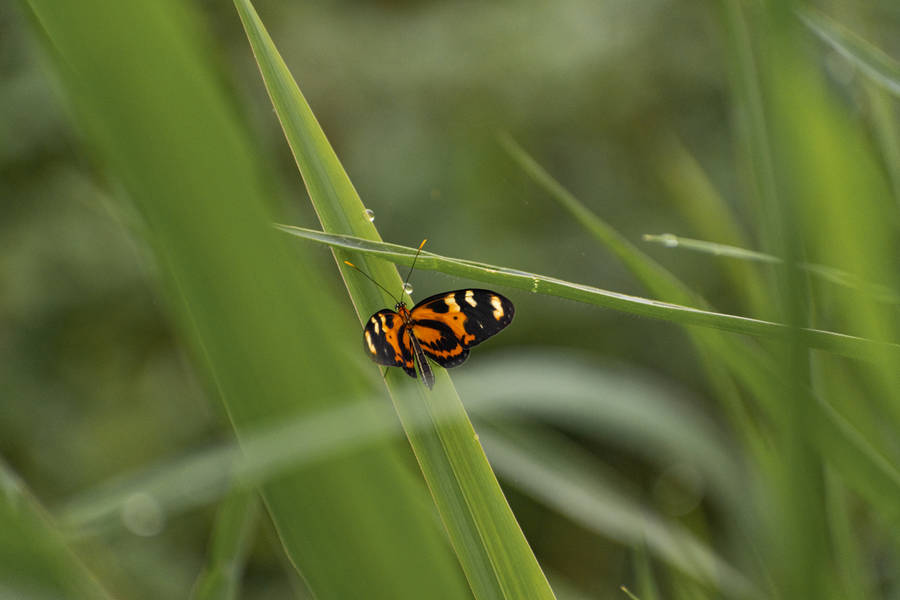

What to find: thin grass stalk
left=234, top=1, right=555, bottom=597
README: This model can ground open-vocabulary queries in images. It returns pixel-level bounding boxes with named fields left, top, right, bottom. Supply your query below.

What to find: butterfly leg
left=408, top=331, right=435, bottom=389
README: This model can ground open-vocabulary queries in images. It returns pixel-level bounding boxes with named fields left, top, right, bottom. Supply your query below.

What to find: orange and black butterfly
left=345, top=240, right=514, bottom=389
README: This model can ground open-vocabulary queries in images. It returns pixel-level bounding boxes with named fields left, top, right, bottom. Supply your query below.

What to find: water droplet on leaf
left=660, top=233, right=679, bottom=248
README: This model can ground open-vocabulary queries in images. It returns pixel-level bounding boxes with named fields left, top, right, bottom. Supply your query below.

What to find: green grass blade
left=498, top=134, right=770, bottom=467
left=865, top=81, right=900, bottom=205
left=456, top=351, right=741, bottom=505
left=191, top=490, right=259, bottom=600
left=620, top=587, right=642, bottom=600
left=497, top=133, right=695, bottom=307
left=771, top=6, right=900, bottom=428
left=632, top=545, right=661, bottom=600
left=0, top=459, right=113, bottom=600
left=24, top=1, right=467, bottom=598
left=277, top=234, right=900, bottom=532
left=478, top=425, right=756, bottom=598
left=799, top=8, right=900, bottom=97
left=77, top=366, right=900, bottom=556
left=808, top=396, right=900, bottom=523
left=643, top=234, right=900, bottom=304
left=756, top=4, right=900, bottom=596
left=718, top=1, right=781, bottom=246
left=58, top=399, right=418, bottom=534
left=649, top=135, right=769, bottom=315
left=234, top=1, right=555, bottom=597
left=643, top=234, right=780, bottom=264
left=277, top=226, right=900, bottom=362
left=823, top=473, right=869, bottom=600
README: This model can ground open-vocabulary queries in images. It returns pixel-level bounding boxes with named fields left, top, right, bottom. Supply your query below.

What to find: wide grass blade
left=496, top=127, right=900, bottom=594
left=456, top=351, right=741, bottom=505
left=55, top=353, right=735, bottom=540
left=24, top=1, right=467, bottom=598
left=277, top=226, right=900, bottom=362
left=59, top=398, right=426, bottom=534
left=769, top=6, right=900, bottom=427
left=477, top=425, right=755, bottom=598
left=723, top=2, right=900, bottom=597
left=234, top=1, right=555, bottom=597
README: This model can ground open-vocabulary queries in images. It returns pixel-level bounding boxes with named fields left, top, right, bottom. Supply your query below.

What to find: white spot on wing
left=491, top=295, right=504, bottom=320
left=464, top=290, right=477, bottom=307
left=371, top=316, right=379, bottom=334
left=445, top=293, right=460, bottom=312
left=365, top=331, right=377, bottom=354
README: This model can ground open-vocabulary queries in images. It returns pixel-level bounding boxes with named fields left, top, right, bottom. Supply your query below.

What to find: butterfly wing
left=363, top=309, right=416, bottom=378
left=410, top=289, right=514, bottom=368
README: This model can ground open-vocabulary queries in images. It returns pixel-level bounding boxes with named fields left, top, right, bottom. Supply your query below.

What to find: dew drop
left=121, top=492, right=165, bottom=537
left=403, top=282, right=414, bottom=295
left=364, top=208, right=375, bottom=222
left=660, top=233, right=679, bottom=248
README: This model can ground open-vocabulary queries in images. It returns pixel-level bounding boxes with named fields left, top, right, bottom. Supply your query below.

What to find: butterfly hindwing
left=397, top=325, right=419, bottom=379
left=409, top=317, right=470, bottom=368
left=410, top=289, right=514, bottom=368
left=363, top=309, right=416, bottom=378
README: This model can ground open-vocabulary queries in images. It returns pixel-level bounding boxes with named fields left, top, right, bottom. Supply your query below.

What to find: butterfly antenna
left=343, top=261, right=400, bottom=304
left=401, top=239, right=427, bottom=296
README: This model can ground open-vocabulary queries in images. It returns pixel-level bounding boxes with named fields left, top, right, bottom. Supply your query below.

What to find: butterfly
left=345, top=240, right=514, bottom=389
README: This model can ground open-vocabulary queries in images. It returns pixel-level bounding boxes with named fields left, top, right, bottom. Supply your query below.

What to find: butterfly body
left=363, top=289, right=514, bottom=389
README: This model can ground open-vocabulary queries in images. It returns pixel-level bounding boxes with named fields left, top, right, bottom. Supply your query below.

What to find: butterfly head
left=396, top=302, right=411, bottom=321
left=343, top=239, right=427, bottom=316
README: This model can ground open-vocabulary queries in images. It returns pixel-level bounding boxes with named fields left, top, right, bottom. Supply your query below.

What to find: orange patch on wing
left=423, top=345, right=466, bottom=359
left=399, top=329, right=415, bottom=369
left=411, top=323, right=467, bottom=358
left=410, top=308, right=474, bottom=344
left=411, top=324, right=444, bottom=345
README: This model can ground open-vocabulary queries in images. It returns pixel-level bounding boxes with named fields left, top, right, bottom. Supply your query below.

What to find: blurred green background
left=3, top=0, right=900, bottom=598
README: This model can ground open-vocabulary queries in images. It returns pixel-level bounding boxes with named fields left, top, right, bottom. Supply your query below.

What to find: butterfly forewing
left=410, top=289, right=514, bottom=366
left=410, top=317, right=470, bottom=368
